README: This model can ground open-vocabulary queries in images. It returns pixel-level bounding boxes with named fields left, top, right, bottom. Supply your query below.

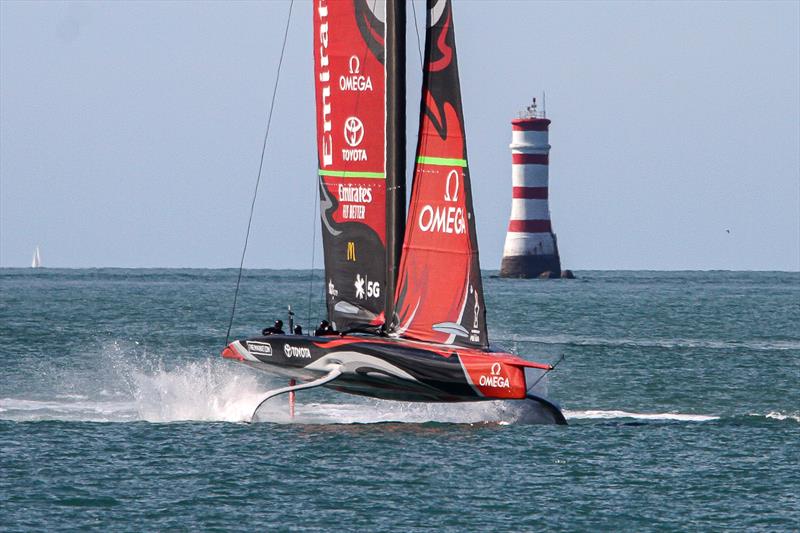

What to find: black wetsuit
left=314, top=325, right=335, bottom=336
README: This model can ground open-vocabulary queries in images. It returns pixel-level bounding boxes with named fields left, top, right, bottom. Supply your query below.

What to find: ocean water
left=1, top=269, right=798, bottom=531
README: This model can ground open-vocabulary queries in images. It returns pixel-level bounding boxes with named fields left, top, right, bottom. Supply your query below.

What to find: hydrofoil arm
left=250, top=365, right=343, bottom=422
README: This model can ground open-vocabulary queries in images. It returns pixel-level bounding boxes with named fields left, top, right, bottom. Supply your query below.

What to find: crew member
left=262, top=320, right=284, bottom=335
left=293, top=324, right=303, bottom=335
left=314, top=320, right=334, bottom=336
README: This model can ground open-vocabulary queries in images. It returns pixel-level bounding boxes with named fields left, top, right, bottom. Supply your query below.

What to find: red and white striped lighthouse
left=500, top=99, right=564, bottom=278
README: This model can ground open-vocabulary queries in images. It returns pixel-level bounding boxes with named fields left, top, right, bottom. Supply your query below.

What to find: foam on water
left=565, top=409, right=720, bottom=422
left=502, top=334, right=800, bottom=352
left=760, top=411, right=800, bottom=423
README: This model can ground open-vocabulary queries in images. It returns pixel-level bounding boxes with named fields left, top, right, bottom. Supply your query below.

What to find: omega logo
left=444, top=169, right=459, bottom=202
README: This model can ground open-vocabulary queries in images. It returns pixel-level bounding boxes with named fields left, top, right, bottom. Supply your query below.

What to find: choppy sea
left=1, top=269, right=798, bottom=531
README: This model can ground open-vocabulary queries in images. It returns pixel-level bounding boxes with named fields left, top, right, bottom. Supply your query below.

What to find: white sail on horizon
left=31, top=246, right=42, bottom=268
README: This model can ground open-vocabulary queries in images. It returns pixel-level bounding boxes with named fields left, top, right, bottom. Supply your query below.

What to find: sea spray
left=1, top=338, right=558, bottom=425
left=129, top=359, right=266, bottom=422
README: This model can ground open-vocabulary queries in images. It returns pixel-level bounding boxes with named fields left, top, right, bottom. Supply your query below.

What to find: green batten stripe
left=318, top=169, right=385, bottom=179
left=416, top=156, right=468, bottom=167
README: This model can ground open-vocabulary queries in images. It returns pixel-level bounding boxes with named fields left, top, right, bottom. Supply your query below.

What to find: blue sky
left=1, top=0, right=798, bottom=270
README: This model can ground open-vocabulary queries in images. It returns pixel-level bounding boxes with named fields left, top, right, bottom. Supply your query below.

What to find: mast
left=384, top=0, right=406, bottom=331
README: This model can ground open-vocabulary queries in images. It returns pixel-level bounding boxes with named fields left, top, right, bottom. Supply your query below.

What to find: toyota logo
left=344, top=117, right=364, bottom=147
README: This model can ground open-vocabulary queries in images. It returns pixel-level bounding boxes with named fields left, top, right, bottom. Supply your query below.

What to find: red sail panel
left=314, top=0, right=387, bottom=331
left=392, top=0, right=488, bottom=348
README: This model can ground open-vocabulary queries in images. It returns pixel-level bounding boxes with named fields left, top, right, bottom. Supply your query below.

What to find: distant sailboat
left=31, top=246, right=42, bottom=268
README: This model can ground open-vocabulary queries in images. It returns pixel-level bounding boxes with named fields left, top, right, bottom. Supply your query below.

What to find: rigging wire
left=306, top=177, right=319, bottom=330
left=225, top=0, right=295, bottom=347
left=527, top=352, right=567, bottom=392
left=411, top=0, right=424, bottom=66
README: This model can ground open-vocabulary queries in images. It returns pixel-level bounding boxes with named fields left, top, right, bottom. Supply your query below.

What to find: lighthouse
left=500, top=98, right=569, bottom=279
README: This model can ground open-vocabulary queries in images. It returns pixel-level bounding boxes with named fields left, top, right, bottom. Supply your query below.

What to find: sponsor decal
left=318, top=1, right=332, bottom=167
left=342, top=149, right=368, bottom=162
left=418, top=169, right=466, bottom=234
left=328, top=279, right=338, bottom=297
left=344, top=117, right=364, bottom=147
left=338, top=185, right=372, bottom=203
left=478, top=362, right=510, bottom=389
left=248, top=342, right=273, bottom=357
left=354, top=274, right=380, bottom=300
left=418, top=205, right=465, bottom=234
left=339, top=185, right=372, bottom=220
left=284, top=344, right=312, bottom=359
left=470, top=285, right=481, bottom=343
left=346, top=241, right=356, bottom=262
left=342, top=204, right=366, bottom=220
left=339, top=55, right=374, bottom=92
left=445, top=169, right=460, bottom=202
left=354, top=274, right=365, bottom=299
left=342, top=117, right=367, bottom=161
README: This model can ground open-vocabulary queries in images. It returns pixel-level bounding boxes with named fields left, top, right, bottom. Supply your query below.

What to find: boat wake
left=760, top=411, right=800, bottom=423
left=563, top=410, right=800, bottom=424
left=502, top=334, right=800, bottom=352
left=2, top=342, right=794, bottom=426
left=564, top=409, right=720, bottom=422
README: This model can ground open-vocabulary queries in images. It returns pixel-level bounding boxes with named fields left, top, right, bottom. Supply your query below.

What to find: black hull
left=223, top=333, right=567, bottom=425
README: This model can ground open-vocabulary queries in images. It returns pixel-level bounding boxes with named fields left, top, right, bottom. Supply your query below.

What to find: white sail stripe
left=511, top=165, right=549, bottom=188
left=502, top=233, right=557, bottom=256
left=511, top=199, right=551, bottom=221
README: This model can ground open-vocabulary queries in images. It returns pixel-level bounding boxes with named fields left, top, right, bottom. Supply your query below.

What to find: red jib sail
left=314, top=0, right=387, bottom=331
left=392, top=0, right=488, bottom=348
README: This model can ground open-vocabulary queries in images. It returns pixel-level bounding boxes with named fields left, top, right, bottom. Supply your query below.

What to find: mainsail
left=392, top=0, right=488, bottom=348
left=314, top=0, right=389, bottom=331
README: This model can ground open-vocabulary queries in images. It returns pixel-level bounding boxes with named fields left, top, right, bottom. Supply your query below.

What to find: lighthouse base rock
left=500, top=255, right=574, bottom=279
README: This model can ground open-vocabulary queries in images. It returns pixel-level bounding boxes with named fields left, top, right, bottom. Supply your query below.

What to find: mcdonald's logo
left=346, top=241, right=356, bottom=262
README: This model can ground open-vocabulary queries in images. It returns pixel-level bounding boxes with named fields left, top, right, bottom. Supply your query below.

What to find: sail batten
left=391, top=0, right=488, bottom=349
